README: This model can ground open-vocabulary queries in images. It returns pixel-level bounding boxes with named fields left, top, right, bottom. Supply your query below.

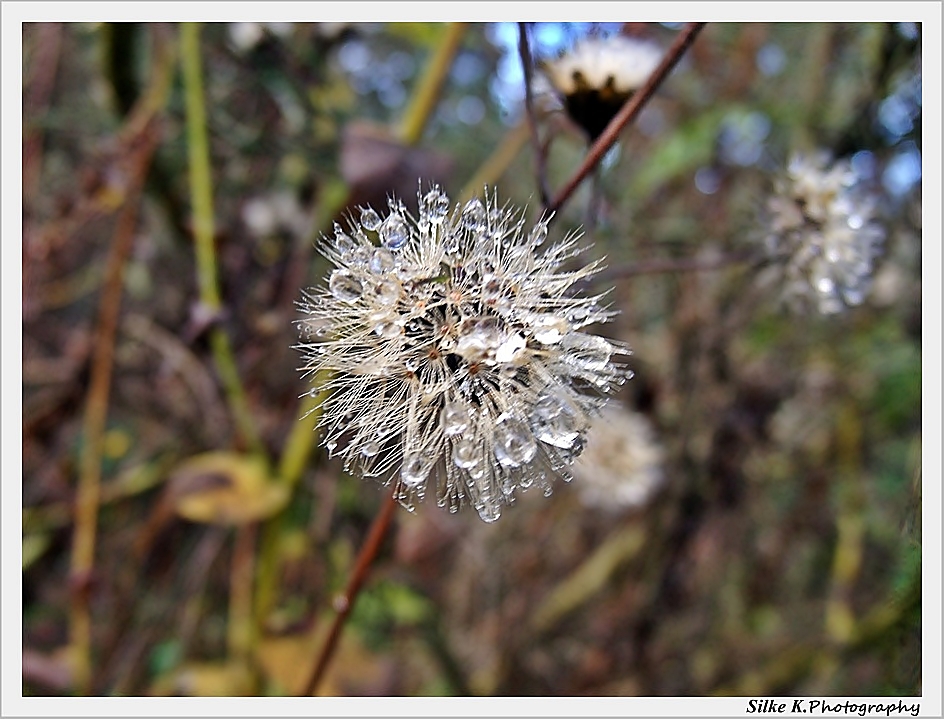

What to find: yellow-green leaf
left=171, top=452, right=289, bottom=526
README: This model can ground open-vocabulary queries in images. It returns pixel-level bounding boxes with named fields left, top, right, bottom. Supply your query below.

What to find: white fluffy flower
left=296, top=185, right=631, bottom=522
left=572, top=405, right=665, bottom=512
left=545, top=35, right=663, bottom=96
left=543, top=35, right=664, bottom=140
left=765, top=152, right=885, bottom=314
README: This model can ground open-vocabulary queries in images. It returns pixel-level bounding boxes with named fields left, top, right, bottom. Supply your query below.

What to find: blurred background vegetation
left=22, top=21, right=922, bottom=697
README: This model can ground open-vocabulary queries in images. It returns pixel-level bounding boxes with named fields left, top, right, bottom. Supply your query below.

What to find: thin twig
left=517, top=23, right=550, bottom=205
left=62, top=28, right=175, bottom=694
left=547, top=22, right=707, bottom=215
left=302, top=492, right=398, bottom=696
left=23, top=23, right=64, bottom=324
left=181, top=22, right=264, bottom=455
left=69, top=121, right=161, bottom=695
left=589, top=251, right=759, bottom=285
left=23, top=23, right=63, bottom=203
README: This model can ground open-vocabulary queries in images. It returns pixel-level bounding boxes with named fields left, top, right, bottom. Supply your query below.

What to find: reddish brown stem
left=302, top=492, right=398, bottom=696
left=23, top=23, right=63, bottom=202
left=547, top=22, right=708, bottom=215
left=69, top=121, right=161, bottom=694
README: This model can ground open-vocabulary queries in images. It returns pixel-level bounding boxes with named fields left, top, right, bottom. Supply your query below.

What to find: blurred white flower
left=572, top=405, right=665, bottom=512
left=765, top=152, right=885, bottom=314
left=296, top=185, right=631, bottom=522
left=543, top=35, right=664, bottom=140
left=241, top=191, right=311, bottom=240
left=227, top=22, right=294, bottom=53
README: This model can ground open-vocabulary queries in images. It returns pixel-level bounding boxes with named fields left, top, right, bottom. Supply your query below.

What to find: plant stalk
left=547, top=22, right=707, bottom=215
left=301, top=493, right=398, bottom=696
left=181, top=22, right=264, bottom=455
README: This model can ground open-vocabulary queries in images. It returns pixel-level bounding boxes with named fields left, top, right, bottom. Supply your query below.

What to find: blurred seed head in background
left=763, top=152, right=886, bottom=315
left=572, top=404, right=666, bottom=513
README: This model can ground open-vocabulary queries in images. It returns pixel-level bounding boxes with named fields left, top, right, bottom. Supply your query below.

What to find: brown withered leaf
left=339, top=121, right=454, bottom=217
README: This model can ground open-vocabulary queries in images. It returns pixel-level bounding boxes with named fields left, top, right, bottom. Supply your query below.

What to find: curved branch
left=547, top=22, right=707, bottom=215
left=302, top=493, right=398, bottom=696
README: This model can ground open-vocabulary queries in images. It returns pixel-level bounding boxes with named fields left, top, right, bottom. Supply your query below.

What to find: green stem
left=396, top=23, right=467, bottom=146
left=278, top=383, right=329, bottom=487
left=252, top=386, right=328, bottom=629
left=458, top=120, right=531, bottom=204
left=181, top=22, right=263, bottom=455
left=253, top=188, right=349, bottom=628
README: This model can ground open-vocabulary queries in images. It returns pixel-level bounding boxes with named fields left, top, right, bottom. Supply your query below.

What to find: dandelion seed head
left=544, top=35, right=663, bottom=97
left=295, top=185, right=630, bottom=522
left=543, top=35, right=664, bottom=141
left=764, top=152, right=885, bottom=314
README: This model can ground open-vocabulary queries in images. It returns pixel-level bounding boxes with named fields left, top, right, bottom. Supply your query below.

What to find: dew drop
left=815, top=274, right=836, bottom=294
left=461, top=198, right=487, bottom=234
left=455, top=316, right=505, bottom=363
left=334, top=226, right=357, bottom=257
left=530, top=314, right=570, bottom=344
left=328, top=269, right=363, bottom=302
left=475, top=498, right=502, bottom=523
left=566, top=302, right=608, bottom=328
left=452, top=436, right=479, bottom=469
left=374, top=278, right=402, bottom=305
left=373, top=319, right=403, bottom=339
left=494, top=332, right=526, bottom=364
left=352, top=245, right=372, bottom=267
left=529, top=221, right=548, bottom=246
left=369, top=247, right=395, bottom=274
left=842, top=285, right=865, bottom=306
left=494, top=414, right=537, bottom=468
left=424, top=188, right=450, bottom=224
left=442, top=401, right=471, bottom=436
left=381, top=214, right=409, bottom=250
left=561, top=333, right=613, bottom=371
left=361, top=440, right=380, bottom=457
left=360, top=207, right=382, bottom=231
left=401, top=452, right=429, bottom=487
left=531, top=391, right=584, bottom=451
